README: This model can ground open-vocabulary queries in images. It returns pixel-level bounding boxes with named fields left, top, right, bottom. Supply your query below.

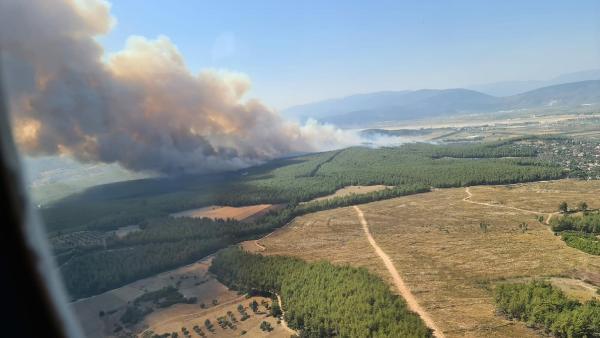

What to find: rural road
left=353, top=206, right=446, bottom=338
left=254, top=236, right=267, bottom=251
left=254, top=217, right=297, bottom=251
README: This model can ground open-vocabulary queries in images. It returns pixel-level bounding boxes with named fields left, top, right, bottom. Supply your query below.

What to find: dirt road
left=251, top=224, right=299, bottom=336
left=254, top=218, right=297, bottom=251
left=353, top=206, right=445, bottom=338
left=463, top=187, right=558, bottom=225
left=276, top=293, right=298, bottom=336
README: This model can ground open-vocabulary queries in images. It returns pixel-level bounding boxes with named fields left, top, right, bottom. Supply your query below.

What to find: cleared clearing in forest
left=170, top=204, right=273, bottom=221
left=250, top=179, right=600, bottom=338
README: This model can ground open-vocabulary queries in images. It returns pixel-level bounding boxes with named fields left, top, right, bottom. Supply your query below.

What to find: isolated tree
left=270, top=302, right=282, bottom=317
left=479, top=222, right=489, bottom=233
left=260, top=321, right=273, bottom=332
left=559, top=201, right=569, bottom=213
left=250, top=300, right=259, bottom=312
left=519, top=222, right=528, bottom=233
left=578, top=201, right=588, bottom=212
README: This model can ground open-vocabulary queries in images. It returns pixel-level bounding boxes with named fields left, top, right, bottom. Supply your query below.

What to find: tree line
left=561, top=232, right=600, bottom=256
left=551, top=210, right=600, bottom=234
left=61, top=238, right=226, bottom=299
left=494, top=280, right=600, bottom=337
left=210, top=247, right=432, bottom=337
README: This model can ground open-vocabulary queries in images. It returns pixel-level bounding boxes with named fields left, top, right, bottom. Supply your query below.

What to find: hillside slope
left=284, top=80, right=600, bottom=127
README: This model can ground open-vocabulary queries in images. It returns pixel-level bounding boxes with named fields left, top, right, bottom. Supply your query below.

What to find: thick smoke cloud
left=1, top=0, right=360, bottom=174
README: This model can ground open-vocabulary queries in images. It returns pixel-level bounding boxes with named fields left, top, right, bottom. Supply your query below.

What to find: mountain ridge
left=469, top=69, right=600, bottom=96
left=284, top=80, right=600, bottom=127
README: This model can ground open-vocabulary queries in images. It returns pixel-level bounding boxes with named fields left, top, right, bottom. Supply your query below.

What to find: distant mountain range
left=469, top=69, right=600, bottom=97
left=283, top=70, right=600, bottom=127
left=284, top=79, right=600, bottom=127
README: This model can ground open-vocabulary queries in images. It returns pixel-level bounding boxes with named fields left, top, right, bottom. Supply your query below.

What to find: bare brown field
left=465, top=179, right=600, bottom=214
left=170, top=204, right=273, bottom=221
left=73, top=258, right=240, bottom=338
left=73, top=254, right=293, bottom=338
left=301, top=185, right=392, bottom=204
left=248, top=179, right=600, bottom=338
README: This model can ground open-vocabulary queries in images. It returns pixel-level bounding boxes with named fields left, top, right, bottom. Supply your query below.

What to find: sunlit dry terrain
left=143, top=295, right=291, bottom=338
left=72, top=257, right=290, bottom=338
left=247, top=180, right=600, bottom=337
left=466, top=179, right=600, bottom=213
left=170, top=204, right=273, bottom=221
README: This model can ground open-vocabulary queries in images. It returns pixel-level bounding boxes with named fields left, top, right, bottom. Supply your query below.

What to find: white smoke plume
left=0, top=0, right=368, bottom=175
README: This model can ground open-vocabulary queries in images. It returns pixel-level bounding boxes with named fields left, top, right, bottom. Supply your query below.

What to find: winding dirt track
left=276, top=293, right=298, bottom=335
left=254, top=218, right=297, bottom=251
left=353, top=206, right=446, bottom=338
left=463, top=187, right=558, bottom=225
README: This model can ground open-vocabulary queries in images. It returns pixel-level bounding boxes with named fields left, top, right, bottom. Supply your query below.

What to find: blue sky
left=99, top=1, right=600, bottom=110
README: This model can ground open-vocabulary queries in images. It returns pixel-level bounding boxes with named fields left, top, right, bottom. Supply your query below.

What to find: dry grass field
left=465, top=179, right=600, bottom=214
left=248, top=179, right=600, bottom=338
left=143, top=295, right=292, bottom=337
left=301, top=185, right=392, bottom=204
left=170, top=204, right=273, bottom=221
left=72, top=256, right=292, bottom=338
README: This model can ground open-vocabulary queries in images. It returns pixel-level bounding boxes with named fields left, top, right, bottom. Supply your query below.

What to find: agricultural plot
left=251, top=180, right=600, bottom=337
left=170, top=204, right=273, bottom=221
left=465, top=179, right=600, bottom=214
left=143, top=296, right=290, bottom=338
left=72, top=255, right=291, bottom=338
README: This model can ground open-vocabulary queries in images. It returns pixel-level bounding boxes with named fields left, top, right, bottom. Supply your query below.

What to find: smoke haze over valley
left=2, top=0, right=599, bottom=176
left=0, top=0, right=367, bottom=175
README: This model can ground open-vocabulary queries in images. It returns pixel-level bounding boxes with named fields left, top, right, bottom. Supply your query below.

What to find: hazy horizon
left=101, top=1, right=600, bottom=110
